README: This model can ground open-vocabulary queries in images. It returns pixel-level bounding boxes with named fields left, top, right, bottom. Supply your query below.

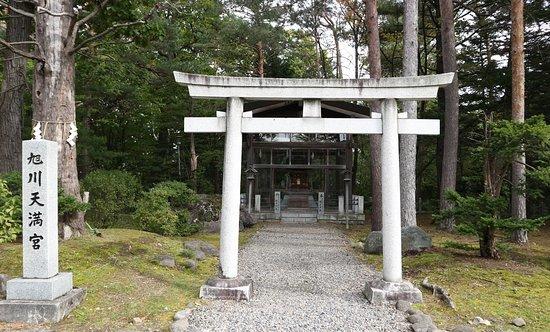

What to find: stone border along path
left=185, top=223, right=411, bottom=331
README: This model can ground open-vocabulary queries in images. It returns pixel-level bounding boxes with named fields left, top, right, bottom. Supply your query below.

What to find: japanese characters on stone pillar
left=317, top=192, right=324, bottom=216
left=1, top=140, right=84, bottom=324
left=21, top=140, right=59, bottom=279
left=254, top=195, right=261, bottom=213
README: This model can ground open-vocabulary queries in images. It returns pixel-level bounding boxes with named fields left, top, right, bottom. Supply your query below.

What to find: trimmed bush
left=133, top=181, right=200, bottom=236
left=0, top=179, right=22, bottom=243
left=82, top=170, right=142, bottom=228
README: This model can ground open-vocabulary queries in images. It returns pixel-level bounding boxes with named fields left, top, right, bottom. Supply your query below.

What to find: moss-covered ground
left=0, top=225, right=260, bottom=331
left=339, top=214, right=550, bottom=331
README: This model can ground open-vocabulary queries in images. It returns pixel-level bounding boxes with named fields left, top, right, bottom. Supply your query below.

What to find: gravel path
left=187, top=223, right=410, bottom=331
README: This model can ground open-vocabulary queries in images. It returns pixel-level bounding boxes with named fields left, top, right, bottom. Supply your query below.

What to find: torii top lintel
left=173, top=72, right=455, bottom=101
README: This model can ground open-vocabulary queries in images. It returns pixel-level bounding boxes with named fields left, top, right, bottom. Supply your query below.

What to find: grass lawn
left=0, top=225, right=260, bottom=331
left=340, top=214, right=550, bottom=332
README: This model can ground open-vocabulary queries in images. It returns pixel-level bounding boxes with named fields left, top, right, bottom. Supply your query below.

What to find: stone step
left=281, top=217, right=317, bottom=223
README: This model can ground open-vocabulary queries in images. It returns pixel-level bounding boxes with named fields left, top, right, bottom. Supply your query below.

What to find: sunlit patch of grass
left=338, top=215, right=550, bottom=331
left=0, top=224, right=261, bottom=331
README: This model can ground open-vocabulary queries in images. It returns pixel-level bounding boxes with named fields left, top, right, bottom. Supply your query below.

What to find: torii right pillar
left=363, top=99, right=423, bottom=304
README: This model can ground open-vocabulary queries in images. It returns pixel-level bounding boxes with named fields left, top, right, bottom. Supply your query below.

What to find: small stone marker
left=338, top=195, right=344, bottom=214
left=317, top=192, right=324, bottom=216
left=254, top=194, right=261, bottom=212
left=274, top=191, right=281, bottom=214
left=0, top=139, right=84, bottom=324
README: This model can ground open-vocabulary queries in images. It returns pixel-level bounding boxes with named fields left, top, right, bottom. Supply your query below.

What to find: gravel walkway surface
left=187, top=223, right=410, bottom=331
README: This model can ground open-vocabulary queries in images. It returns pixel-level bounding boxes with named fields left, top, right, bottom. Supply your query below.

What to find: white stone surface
left=254, top=195, right=261, bottom=213
left=356, top=196, right=364, bottom=214
left=274, top=191, right=281, bottom=214
left=219, top=98, right=243, bottom=279
left=174, top=72, right=455, bottom=100
left=302, top=100, right=321, bottom=117
left=22, top=140, right=58, bottom=279
left=184, top=117, right=439, bottom=135
left=6, top=272, right=72, bottom=301
left=317, top=192, right=324, bottom=216
left=381, top=99, right=403, bottom=283
left=338, top=196, right=344, bottom=214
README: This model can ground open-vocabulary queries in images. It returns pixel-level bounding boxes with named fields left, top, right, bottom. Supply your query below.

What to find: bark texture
left=399, top=0, right=418, bottom=227
left=0, top=0, right=34, bottom=173
left=365, top=0, right=382, bottom=232
left=438, top=0, right=459, bottom=231
left=34, top=0, right=85, bottom=238
left=510, top=0, right=528, bottom=244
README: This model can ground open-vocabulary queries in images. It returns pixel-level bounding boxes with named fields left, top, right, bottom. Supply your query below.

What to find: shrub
left=0, top=179, right=22, bottom=243
left=0, top=171, right=22, bottom=195
left=133, top=181, right=200, bottom=236
left=82, top=170, right=142, bottom=228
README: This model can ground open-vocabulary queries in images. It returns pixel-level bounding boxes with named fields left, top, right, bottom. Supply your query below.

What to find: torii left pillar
left=199, top=98, right=253, bottom=301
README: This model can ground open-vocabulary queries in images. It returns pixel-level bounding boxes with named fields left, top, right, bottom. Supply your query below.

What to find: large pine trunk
left=438, top=0, right=459, bottom=231
left=0, top=0, right=33, bottom=173
left=34, top=0, right=85, bottom=239
left=479, top=227, right=499, bottom=259
left=365, top=0, right=383, bottom=231
left=400, top=0, right=418, bottom=227
left=510, top=0, right=528, bottom=244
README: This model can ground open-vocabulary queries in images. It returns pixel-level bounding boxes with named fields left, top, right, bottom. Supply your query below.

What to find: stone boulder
left=364, top=231, right=383, bottom=254
left=402, top=226, right=432, bottom=252
left=363, top=227, right=432, bottom=254
left=156, top=254, right=176, bottom=268
left=240, top=207, right=256, bottom=228
left=184, top=240, right=219, bottom=257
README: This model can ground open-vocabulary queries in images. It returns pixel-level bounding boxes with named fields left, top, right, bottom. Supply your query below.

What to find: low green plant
left=133, top=181, right=200, bottom=236
left=82, top=170, right=142, bottom=228
left=436, top=191, right=546, bottom=258
left=0, top=179, right=22, bottom=243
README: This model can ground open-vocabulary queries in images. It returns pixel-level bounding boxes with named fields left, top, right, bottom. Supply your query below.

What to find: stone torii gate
left=175, top=72, right=454, bottom=302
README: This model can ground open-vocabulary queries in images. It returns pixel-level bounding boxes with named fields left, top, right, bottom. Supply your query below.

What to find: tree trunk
left=256, top=41, right=264, bottom=78
left=510, top=0, right=528, bottom=244
left=479, top=227, right=499, bottom=259
left=190, top=132, right=198, bottom=191
left=332, top=28, right=343, bottom=79
left=400, top=0, right=419, bottom=227
left=365, top=0, right=383, bottom=232
left=438, top=0, right=459, bottom=231
left=0, top=0, right=34, bottom=173
left=34, top=0, right=85, bottom=239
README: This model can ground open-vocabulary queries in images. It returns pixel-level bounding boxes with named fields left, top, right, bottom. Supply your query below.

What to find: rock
left=156, top=254, right=176, bottom=268
left=511, top=317, right=526, bottom=327
left=407, top=313, right=433, bottom=325
left=183, top=240, right=219, bottom=256
left=194, top=250, right=206, bottom=261
left=132, top=317, right=144, bottom=325
left=395, top=300, right=411, bottom=312
left=183, top=259, right=197, bottom=270
left=412, top=322, right=439, bottom=332
left=364, top=231, right=383, bottom=254
left=469, top=316, right=491, bottom=326
left=204, top=221, right=221, bottom=233
left=240, top=207, right=255, bottom=228
left=364, top=227, right=432, bottom=254
left=450, top=325, right=474, bottom=332
left=170, top=318, right=189, bottom=332
left=0, top=274, right=11, bottom=299
left=407, top=308, right=421, bottom=316
left=401, top=226, right=432, bottom=252
left=174, top=309, right=192, bottom=321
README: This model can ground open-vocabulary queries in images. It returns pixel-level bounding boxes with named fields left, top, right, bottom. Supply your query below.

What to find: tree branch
left=0, top=0, right=34, bottom=19
left=69, top=0, right=110, bottom=44
left=69, top=20, right=144, bottom=54
left=37, top=6, right=74, bottom=17
left=0, top=38, right=43, bottom=62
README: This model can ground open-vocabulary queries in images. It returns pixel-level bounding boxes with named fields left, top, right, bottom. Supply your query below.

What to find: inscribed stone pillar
left=381, top=99, right=403, bottom=283
left=274, top=191, right=281, bottom=214
left=255, top=195, right=261, bottom=212
left=317, top=192, right=324, bottom=216
left=338, top=195, right=344, bottom=214
left=219, top=98, right=243, bottom=279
